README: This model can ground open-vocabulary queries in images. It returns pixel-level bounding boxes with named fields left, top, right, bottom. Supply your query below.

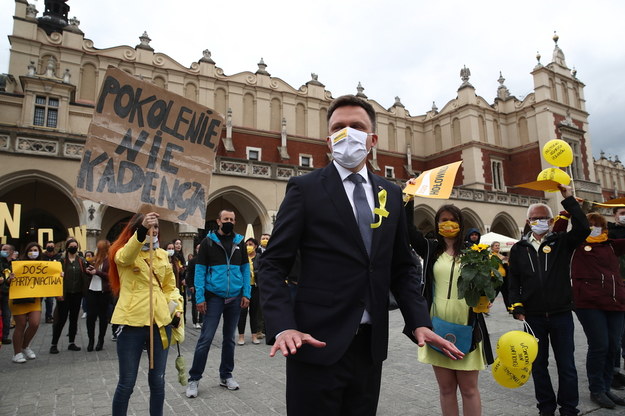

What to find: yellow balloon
left=496, top=330, right=538, bottom=368
left=537, top=168, right=571, bottom=192
left=542, top=139, right=573, bottom=167
left=492, top=358, right=532, bottom=389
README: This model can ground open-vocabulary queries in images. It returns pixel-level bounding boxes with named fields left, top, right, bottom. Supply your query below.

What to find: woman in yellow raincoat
left=109, top=212, right=183, bottom=416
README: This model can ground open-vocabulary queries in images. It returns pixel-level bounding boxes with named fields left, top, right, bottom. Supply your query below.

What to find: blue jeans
left=526, top=312, right=579, bottom=416
left=575, top=309, right=625, bottom=393
left=188, top=295, right=241, bottom=381
left=112, top=325, right=171, bottom=416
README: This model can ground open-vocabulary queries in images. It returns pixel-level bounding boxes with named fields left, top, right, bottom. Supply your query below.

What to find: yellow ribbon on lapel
left=371, top=188, right=389, bottom=229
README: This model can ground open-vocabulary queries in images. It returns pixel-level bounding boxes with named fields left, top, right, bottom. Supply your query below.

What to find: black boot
left=95, top=339, right=104, bottom=351
left=87, top=339, right=94, bottom=352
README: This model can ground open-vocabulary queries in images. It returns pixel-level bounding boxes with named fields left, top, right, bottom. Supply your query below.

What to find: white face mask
left=330, top=127, right=370, bottom=169
left=530, top=219, right=550, bottom=235
left=589, top=226, right=603, bottom=238
left=28, top=251, right=39, bottom=260
left=142, top=236, right=159, bottom=251
left=618, top=215, right=625, bottom=225
left=166, top=249, right=175, bottom=257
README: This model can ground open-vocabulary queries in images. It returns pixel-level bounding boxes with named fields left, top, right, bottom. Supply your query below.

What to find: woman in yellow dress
left=9, top=242, right=43, bottom=363
left=407, top=201, right=492, bottom=416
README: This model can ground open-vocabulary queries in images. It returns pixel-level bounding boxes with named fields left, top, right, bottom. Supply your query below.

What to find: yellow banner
left=403, top=161, right=462, bottom=200
left=9, top=261, right=63, bottom=299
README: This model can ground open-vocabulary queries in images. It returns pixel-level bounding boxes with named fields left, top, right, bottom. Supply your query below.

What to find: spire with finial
left=459, top=65, right=473, bottom=88
left=137, top=31, right=154, bottom=51
left=392, top=96, right=405, bottom=108
left=497, top=71, right=511, bottom=100
left=200, top=49, right=215, bottom=64
left=356, top=82, right=367, bottom=98
left=535, top=51, right=542, bottom=69
left=255, top=58, right=270, bottom=76
left=431, top=101, right=438, bottom=113
left=37, top=0, right=70, bottom=35
left=551, top=31, right=567, bottom=67
left=307, top=73, right=324, bottom=86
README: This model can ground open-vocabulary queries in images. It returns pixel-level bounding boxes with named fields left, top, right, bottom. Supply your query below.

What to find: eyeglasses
left=528, top=217, right=551, bottom=221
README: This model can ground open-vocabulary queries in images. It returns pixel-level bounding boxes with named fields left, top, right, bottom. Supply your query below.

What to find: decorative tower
left=37, top=0, right=70, bottom=35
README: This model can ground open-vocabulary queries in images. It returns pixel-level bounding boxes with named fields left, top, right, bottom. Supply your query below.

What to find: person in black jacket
left=609, top=206, right=625, bottom=388
left=508, top=185, right=589, bottom=416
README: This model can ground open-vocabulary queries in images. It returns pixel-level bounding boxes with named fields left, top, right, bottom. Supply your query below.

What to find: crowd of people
left=1, top=94, right=625, bottom=416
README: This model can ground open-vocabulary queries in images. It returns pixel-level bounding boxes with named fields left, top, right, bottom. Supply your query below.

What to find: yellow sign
left=9, top=261, right=63, bottom=299
left=403, top=161, right=462, bottom=200
left=512, top=179, right=561, bottom=192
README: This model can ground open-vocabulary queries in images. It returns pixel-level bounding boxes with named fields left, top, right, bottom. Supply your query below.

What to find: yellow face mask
left=438, top=221, right=460, bottom=238
left=260, top=240, right=268, bottom=248
left=246, top=245, right=255, bottom=254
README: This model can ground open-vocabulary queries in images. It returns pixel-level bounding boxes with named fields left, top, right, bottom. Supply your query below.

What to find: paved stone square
left=0, top=296, right=621, bottom=415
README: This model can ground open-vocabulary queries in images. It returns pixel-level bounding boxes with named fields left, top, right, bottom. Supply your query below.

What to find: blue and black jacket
left=194, top=231, right=251, bottom=303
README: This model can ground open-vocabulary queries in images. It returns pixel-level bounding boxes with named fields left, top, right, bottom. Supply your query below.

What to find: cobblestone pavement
left=0, top=296, right=623, bottom=415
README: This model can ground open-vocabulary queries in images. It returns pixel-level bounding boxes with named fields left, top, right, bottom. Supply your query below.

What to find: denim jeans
left=44, top=297, right=54, bottom=320
left=188, top=295, right=241, bottom=381
left=526, top=312, right=579, bottom=416
left=1, top=292, right=10, bottom=339
left=112, top=325, right=171, bottom=416
left=575, top=308, right=625, bottom=393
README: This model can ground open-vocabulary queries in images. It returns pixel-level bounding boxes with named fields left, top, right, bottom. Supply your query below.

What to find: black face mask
left=46, top=246, right=54, bottom=253
left=67, top=246, right=78, bottom=254
left=220, top=222, right=234, bottom=235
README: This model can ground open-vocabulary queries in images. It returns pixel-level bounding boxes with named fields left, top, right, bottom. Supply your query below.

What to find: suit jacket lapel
left=321, top=164, right=369, bottom=258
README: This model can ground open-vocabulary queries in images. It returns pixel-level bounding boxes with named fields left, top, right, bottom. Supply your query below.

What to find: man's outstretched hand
left=269, top=329, right=327, bottom=357
left=414, top=327, right=465, bottom=360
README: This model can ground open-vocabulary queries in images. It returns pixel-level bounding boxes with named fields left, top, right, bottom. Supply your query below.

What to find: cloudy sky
left=1, top=0, right=624, bottom=160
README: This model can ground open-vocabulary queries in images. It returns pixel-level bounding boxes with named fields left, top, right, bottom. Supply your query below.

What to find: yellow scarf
left=586, top=232, right=608, bottom=244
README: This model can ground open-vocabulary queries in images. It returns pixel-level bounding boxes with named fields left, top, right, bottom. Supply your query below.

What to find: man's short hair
left=217, top=209, right=235, bottom=220
left=327, top=95, right=377, bottom=131
left=527, top=203, right=553, bottom=219
left=613, top=206, right=625, bottom=214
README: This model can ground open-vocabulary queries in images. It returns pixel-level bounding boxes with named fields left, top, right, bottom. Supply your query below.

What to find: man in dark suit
left=259, top=95, right=462, bottom=415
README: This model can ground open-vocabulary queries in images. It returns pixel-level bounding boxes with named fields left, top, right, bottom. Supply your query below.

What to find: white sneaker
left=81, top=312, right=87, bottom=319
left=186, top=380, right=199, bottom=398
left=22, top=347, right=36, bottom=359
left=12, top=353, right=26, bottom=363
left=220, top=377, right=240, bottom=390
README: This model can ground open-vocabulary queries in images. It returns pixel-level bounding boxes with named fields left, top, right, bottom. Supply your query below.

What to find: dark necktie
left=348, top=173, right=373, bottom=255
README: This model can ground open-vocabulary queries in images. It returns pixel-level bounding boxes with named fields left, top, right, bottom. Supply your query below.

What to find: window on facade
left=385, top=166, right=395, bottom=178
left=300, top=155, right=312, bottom=168
left=33, top=96, right=59, bottom=128
left=247, top=147, right=261, bottom=161
left=564, top=138, right=582, bottom=180
left=491, top=160, right=505, bottom=191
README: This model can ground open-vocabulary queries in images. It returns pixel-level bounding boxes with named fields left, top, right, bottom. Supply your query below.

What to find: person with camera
left=108, top=211, right=183, bottom=416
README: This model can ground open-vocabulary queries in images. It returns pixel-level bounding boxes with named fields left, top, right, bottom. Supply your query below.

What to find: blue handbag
left=429, top=316, right=474, bottom=355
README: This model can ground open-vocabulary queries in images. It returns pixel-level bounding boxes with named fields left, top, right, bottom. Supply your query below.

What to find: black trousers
left=52, top=292, right=82, bottom=345
left=238, top=286, right=261, bottom=334
left=285, top=325, right=382, bottom=416
left=86, top=290, right=112, bottom=342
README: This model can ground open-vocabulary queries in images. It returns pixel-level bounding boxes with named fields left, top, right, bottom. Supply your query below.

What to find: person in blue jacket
left=186, top=209, right=250, bottom=398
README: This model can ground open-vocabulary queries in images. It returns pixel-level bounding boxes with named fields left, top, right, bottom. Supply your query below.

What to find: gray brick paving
left=0, top=296, right=622, bottom=415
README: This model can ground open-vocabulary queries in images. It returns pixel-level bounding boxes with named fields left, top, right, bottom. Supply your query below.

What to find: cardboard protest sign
left=76, top=67, right=223, bottom=228
left=403, top=161, right=462, bottom=200
left=9, top=261, right=63, bottom=298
